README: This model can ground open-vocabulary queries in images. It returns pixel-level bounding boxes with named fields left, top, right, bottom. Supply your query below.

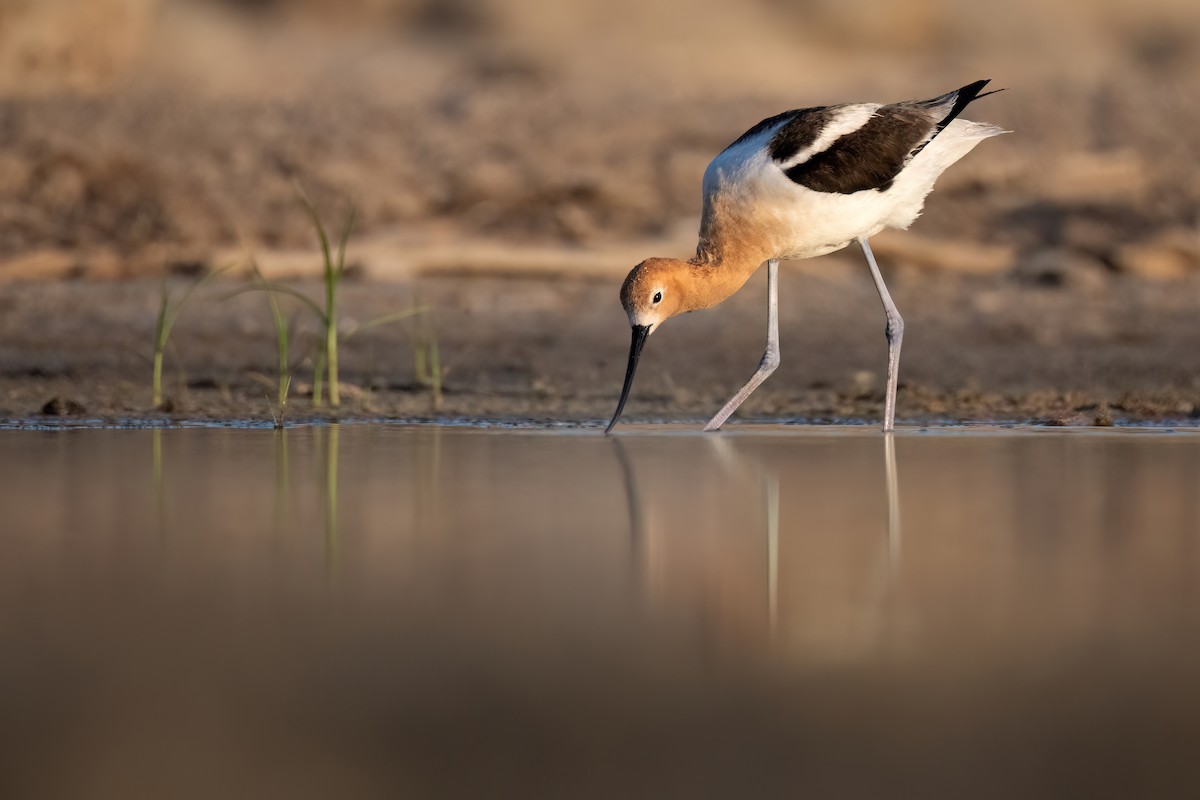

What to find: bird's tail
left=923, top=79, right=1003, bottom=130
left=909, top=79, right=1007, bottom=156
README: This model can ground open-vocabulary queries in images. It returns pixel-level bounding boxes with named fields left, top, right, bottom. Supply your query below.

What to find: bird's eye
left=652, top=291, right=662, bottom=304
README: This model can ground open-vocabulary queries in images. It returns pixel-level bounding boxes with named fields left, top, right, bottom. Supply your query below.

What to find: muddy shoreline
left=3, top=268, right=1197, bottom=427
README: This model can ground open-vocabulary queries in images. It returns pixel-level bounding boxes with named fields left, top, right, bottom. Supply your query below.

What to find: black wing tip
left=903, top=79, right=1005, bottom=163
left=959, top=78, right=992, bottom=98
left=952, top=79, right=1009, bottom=108
left=945, top=79, right=991, bottom=119
left=921, top=79, right=1003, bottom=113
left=928, top=79, right=1006, bottom=136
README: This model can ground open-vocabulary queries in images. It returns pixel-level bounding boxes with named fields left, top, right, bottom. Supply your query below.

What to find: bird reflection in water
left=613, top=432, right=903, bottom=657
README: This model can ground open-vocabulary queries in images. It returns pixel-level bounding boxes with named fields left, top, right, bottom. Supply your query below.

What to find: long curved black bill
left=605, top=325, right=650, bottom=434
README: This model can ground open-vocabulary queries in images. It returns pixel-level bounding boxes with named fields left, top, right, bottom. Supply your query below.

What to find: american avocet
left=605, top=80, right=1006, bottom=434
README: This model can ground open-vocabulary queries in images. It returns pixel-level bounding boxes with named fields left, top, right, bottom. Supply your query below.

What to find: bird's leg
left=704, top=259, right=779, bottom=432
left=859, top=236, right=904, bottom=432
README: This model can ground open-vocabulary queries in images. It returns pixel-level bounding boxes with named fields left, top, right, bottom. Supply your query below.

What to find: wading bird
left=605, top=80, right=1005, bottom=434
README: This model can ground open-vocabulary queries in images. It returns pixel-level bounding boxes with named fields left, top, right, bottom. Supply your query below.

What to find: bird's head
left=606, top=257, right=691, bottom=434
left=618, top=257, right=689, bottom=332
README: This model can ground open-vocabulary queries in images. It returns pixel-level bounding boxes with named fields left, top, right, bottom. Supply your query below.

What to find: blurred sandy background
left=0, top=0, right=1197, bottom=421
left=2, top=0, right=1197, bottom=278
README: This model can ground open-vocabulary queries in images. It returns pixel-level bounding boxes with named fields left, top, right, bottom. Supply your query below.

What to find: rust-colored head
left=618, top=257, right=691, bottom=333
left=606, top=257, right=693, bottom=434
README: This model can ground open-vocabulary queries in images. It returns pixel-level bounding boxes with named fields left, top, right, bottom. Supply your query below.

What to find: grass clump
left=298, top=185, right=353, bottom=407
left=412, top=310, right=444, bottom=409
left=243, top=185, right=427, bottom=410
left=248, top=259, right=293, bottom=426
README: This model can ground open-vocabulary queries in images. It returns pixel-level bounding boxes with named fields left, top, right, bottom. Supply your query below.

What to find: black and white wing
left=721, top=79, right=997, bottom=195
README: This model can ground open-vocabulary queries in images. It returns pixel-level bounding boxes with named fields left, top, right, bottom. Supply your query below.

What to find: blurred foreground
left=2, top=426, right=1199, bottom=798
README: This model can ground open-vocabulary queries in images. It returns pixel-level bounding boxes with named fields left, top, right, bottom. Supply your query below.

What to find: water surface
left=2, top=425, right=1198, bottom=798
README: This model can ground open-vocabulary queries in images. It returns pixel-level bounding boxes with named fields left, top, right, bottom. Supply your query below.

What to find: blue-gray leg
left=704, top=259, right=780, bottom=431
left=859, top=236, right=904, bottom=432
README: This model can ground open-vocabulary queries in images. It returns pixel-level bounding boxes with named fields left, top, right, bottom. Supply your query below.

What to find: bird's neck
left=682, top=232, right=775, bottom=312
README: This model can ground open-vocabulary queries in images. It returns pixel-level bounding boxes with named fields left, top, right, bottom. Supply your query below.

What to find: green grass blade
left=153, top=281, right=171, bottom=408
left=294, top=182, right=333, bottom=282
left=313, top=346, right=326, bottom=408
left=250, top=260, right=292, bottom=408
left=326, top=310, right=339, bottom=407
left=152, top=349, right=165, bottom=408
left=154, top=282, right=170, bottom=347
left=160, top=265, right=227, bottom=343
left=429, top=335, right=442, bottom=408
left=223, top=282, right=326, bottom=321
left=335, top=202, right=357, bottom=281
left=344, top=306, right=429, bottom=340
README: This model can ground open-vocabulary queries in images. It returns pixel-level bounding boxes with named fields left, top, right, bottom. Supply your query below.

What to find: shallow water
left=2, top=425, right=1199, bottom=798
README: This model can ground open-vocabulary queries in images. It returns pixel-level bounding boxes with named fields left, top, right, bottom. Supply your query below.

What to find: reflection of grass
left=414, top=426, right=444, bottom=534
left=152, top=269, right=220, bottom=409
left=324, top=424, right=340, bottom=578
left=272, top=428, right=291, bottom=536
left=152, top=428, right=166, bottom=538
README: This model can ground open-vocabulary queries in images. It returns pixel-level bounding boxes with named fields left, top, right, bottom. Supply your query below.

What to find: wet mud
left=1, top=273, right=1197, bottom=426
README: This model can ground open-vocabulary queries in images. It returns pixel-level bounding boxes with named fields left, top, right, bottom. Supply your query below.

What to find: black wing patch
left=783, top=106, right=933, bottom=194
left=766, top=106, right=837, bottom=162
left=722, top=105, right=836, bottom=157
left=780, top=79, right=995, bottom=195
